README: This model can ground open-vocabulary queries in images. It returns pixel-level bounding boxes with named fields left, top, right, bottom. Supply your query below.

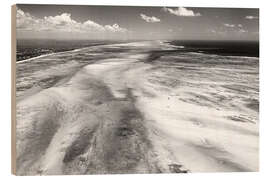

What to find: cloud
left=16, top=8, right=128, bottom=34
left=44, top=13, right=76, bottom=26
left=16, top=8, right=39, bottom=30
left=224, top=23, right=235, bottom=28
left=223, top=23, right=248, bottom=33
left=162, top=7, right=201, bottom=17
left=245, top=16, right=259, bottom=20
left=210, top=29, right=216, bottom=33
left=104, top=24, right=127, bottom=32
left=222, top=23, right=248, bottom=34
left=140, top=14, right=161, bottom=23
left=239, top=29, right=248, bottom=33
left=83, top=20, right=105, bottom=31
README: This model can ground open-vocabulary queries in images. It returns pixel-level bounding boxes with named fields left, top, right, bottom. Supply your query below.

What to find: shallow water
left=16, top=40, right=259, bottom=175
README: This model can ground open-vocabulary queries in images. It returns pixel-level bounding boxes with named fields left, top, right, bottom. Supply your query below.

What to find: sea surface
left=16, top=40, right=259, bottom=175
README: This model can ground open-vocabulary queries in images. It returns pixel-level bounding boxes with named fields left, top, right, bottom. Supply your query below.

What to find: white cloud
left=140, top=14, right=161, bottom=23
left=222, top=23, right=248, bottom=33
left=44, top=13, right=76, bottom=26
left=239, top=29, right=248, bottom=33
left=83, top=20, right=105, bottom=31
left=104, top=24, right=127, bottom=32
left=245, top=16, right=259, bottom=20
left=16, top=8, right=128, bottom=34
left=16, top=8, right=39, bottom=30
left=223, top=24, right=248, bottom=33
left=162, top=7, right=201, bottom=17
left=224, top=23, right=235, bottom=28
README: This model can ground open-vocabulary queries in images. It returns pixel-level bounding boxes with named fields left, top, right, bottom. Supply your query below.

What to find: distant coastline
left=16, top=39, right=120, bottom=62
left=16, top=39, right=259, bottom=63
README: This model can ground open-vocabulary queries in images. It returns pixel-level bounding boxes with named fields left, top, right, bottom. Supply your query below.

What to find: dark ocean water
left=169, top=40, right=259, bottom=57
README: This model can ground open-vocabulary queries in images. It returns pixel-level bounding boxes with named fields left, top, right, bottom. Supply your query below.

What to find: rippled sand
left=16, top=41, right=259, bottom=175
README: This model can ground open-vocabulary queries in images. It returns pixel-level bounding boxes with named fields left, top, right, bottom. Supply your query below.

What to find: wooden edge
left=11, top=4, right=17, bottom=175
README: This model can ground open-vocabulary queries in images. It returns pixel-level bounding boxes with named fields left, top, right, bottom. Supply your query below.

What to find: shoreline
left=16, top=47, right=91, bottom=64
left=16, top=41, right=140, bottom=64
left=16, top=41, right=260, bottom=64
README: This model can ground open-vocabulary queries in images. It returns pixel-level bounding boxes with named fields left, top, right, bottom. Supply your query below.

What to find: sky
left=16, top=4, right=259, bottom=41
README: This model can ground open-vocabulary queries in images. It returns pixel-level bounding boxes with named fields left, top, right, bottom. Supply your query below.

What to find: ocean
left=15, top=40, right=259, bottom=174
left=17, top=39, right=259, bottom=62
